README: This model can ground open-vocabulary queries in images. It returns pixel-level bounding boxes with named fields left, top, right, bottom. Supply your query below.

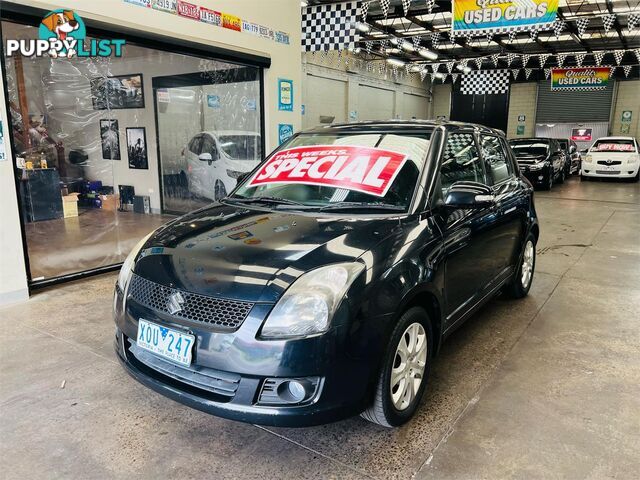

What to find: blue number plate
left=137, top=319, right=195, bottom=367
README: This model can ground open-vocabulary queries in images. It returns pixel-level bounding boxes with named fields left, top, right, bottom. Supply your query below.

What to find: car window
left=201, top=135, right=217, bottom=157
left=440, top=132, right=485, bottom=193
left=591, top=139, right=637, bottom=153
left=481, top=135, right=513, bottom=184
left=188, top=135, right=203, bottom=155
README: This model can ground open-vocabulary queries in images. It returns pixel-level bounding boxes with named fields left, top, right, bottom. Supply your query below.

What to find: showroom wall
left=611, top=80, right=640, bottom=139
left=301, top=52, right=432, bottom=129
left=431, top=83, right=451, bottom=120
left=506, top=83, right=537, bottom=139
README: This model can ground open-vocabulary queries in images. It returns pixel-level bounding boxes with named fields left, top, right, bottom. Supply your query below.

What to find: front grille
left=597, top=160, right=622, bottom=166
left=128, top=274, right=253, bottom=330
left=595, top=170, right=621, bottom=175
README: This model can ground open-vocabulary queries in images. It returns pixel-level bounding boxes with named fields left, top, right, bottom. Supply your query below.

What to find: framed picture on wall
left=91, top=73, right=145, bottom=110
left=126, top=127, right=148, bottom=170
left=99, top=119, right=121, bottom=160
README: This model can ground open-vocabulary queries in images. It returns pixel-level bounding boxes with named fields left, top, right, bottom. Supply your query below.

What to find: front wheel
left=543, top=171, right=553, bottom=190
left=505, top=233, right=536, bottom=299
left=214, top=180, right=227, bottom=200
left=557, top=167, right=565, bottom=184
left=361, top=307, right=433, bottom=428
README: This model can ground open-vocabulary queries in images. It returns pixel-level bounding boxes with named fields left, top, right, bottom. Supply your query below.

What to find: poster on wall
left=278, top=79, right=293, bottom=111
left=452, top=0, right=558, bottom=36
left=91, top=74, right=145, bottom=110
left=571, top=128, right=592, bottom=142
left=100, top=120, right=121, bottom=160
left=551, top=68, right=610, bottom=91
left=278, top=124, right=294, bottom=145
left=126, top=127, right=149, bottom=170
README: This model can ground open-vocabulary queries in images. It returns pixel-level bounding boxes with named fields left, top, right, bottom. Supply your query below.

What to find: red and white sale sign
left=248, top=145, right=408, bottom=197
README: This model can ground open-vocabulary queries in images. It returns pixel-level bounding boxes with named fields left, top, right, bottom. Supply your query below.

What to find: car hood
left=515, top=154, right=548, bottom=164
left=133, top=203, right=400, bottom=303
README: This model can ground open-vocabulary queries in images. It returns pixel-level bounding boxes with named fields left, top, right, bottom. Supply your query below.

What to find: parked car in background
left=509, top=138, right=566, bottom=190
left=114, top=121, right=539, bottom=428
left=581, top=136, right=640, bottom=182
left=183, top=131, right=262, bottom=200
left=557, top=139, right=581, bottom=175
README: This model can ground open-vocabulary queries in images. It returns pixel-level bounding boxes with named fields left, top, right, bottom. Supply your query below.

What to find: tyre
left=543, top=171, right=553, bottom=190
left=214, top=180, right=227, bottom=200
left=557, top=167, right=565, bottom=184
left=505, top=233, right=536, bottom=299
left=361, top=307, right=433, bottom=427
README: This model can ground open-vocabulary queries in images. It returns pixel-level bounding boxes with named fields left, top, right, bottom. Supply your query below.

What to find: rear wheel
left=361, top=307, right=433, bottom=428
left=505, top=233, right=536, bottom=299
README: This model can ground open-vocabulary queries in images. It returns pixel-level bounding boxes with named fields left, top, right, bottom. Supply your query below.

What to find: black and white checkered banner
left=302, top=1, right=360, bottom=52
left=460, top=69, right=510, bottom=95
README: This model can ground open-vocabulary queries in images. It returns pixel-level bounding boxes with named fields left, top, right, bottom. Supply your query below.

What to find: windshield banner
left=248, top=146, right=408, bottom=197
left=551, top=67, right=610, bottom=91
left=595, top=143, right=635, bottom=152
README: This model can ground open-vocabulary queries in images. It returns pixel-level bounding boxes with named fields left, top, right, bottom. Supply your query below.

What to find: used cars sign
left=248, top=145, right=408, bottom=197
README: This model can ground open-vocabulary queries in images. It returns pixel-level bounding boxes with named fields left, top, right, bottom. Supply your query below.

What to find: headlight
left=117, top=232, right=154, bottom=291
left=628, top=157, right=638, bottom=164
left=261, top=262, right=365, bottom=339
left=529, top=162, right=545, bottom=171
left=584, top=155, right=593, bottom=163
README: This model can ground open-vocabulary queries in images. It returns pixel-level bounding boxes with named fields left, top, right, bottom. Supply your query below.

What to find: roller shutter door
left=359, top=85, right=394, bottom=121
left=303, top=74, right=347, bottom=129
left=402, top=92, right=429, bottom=119
left=536, top=79, right=614, bottom=123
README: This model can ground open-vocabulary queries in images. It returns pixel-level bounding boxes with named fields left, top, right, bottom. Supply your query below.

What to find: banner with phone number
left=248, top=146, right=408, bottom=197
left=551, top=67, right=610, bottom=91
left=452, top=0, right=558, bottom=35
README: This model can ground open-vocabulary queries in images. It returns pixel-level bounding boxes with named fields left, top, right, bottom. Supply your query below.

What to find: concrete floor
left=1, top=177, right=639, bottom=479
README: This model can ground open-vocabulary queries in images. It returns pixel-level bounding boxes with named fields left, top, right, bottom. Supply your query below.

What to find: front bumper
left=581, top=164, right=639, bottom=179
left=519, top=167, right=549, bottom=186
left=113, top=286, right=383, bottom=427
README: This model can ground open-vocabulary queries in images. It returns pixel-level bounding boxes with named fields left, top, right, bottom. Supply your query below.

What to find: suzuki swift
left=114, top=121, right=539, bottom=427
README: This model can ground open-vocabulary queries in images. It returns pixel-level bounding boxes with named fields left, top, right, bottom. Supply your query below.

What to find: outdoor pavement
left=1, top=176, right=639, bottom=479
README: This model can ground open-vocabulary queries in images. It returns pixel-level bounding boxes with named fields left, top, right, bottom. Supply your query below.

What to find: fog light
left=538, top=175, right=544, bottom=180
left=258, top=377, right=321, bottom=405
left=285, top=381, right=306, bottom=402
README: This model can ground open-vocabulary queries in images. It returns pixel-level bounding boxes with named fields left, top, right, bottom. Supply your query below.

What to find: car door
left=480, top=134, right=527, bottom=277
left=550, top=140, right=564, bottom=177
left=200, top=134, right=221, bottom=194
left=437, top=130, right=498, bottom=327
left=187, top=134, right=208, bottom=197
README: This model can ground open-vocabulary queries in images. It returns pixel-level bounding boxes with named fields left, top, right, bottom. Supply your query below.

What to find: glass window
left=481, top=135, right=513, bottom=184
left=440, top=132, right=485, bottom=192
left=591, top=139, right=637, bottom=153
left=233, top=130, right=432, bottom=212
left=2, top=19, right=263, bottom=282
left=509, top=140, right=550, bottom=157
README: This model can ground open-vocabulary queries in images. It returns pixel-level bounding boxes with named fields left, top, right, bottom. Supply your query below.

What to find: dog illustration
left=41, top=10, right=79, bottom=58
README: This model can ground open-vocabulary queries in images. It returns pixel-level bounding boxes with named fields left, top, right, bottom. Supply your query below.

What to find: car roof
left=301, top=120, right=505, bottom=137
left=594, top=136, right=636, bottom=141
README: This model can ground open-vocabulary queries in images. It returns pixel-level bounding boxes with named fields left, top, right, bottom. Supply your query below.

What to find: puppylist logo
left=5, top=9, right=125, bottom=58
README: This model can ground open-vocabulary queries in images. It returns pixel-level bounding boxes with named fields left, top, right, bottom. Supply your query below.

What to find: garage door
left=303, top=74, right=347, bottom=129
left=536, top=79, right=615, bottom=123
left=402, top=93, right=429, bottom=120
left=359, top=85, right=395, bottom=121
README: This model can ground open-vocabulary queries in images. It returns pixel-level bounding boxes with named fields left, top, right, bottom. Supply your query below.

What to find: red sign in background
left=571, top=128, right=592, bottom=141
left=248, top=145, right=408, bottom=197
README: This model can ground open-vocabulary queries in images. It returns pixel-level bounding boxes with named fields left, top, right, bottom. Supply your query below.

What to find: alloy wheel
left=521, top=240, right=535, bottom=289
left=390, top=322, right=428, bottom=411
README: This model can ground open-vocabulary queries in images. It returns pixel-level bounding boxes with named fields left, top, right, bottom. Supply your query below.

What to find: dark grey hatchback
left=114, top=121, right=539, bottom=427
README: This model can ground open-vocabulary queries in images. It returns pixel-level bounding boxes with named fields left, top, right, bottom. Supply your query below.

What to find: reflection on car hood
left=516, top=154, right=548, bottom=164
left=134, top=203, right=399, bottom=303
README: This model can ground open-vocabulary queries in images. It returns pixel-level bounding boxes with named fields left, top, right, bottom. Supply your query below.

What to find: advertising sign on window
left=571, top=128, right=592, bottom=142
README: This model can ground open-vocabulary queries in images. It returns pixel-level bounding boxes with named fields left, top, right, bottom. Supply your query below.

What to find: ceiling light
left=418, top=48, right=438, bottom=60
left=385, top=47, right=401, bottom=54
left=301, top=1, right=308, bottom=6
left=389, top=37, right=400, bottom=46
left=456, top=64, right=471, bottom=73
left=433, top=73, right=445, bottom=79
left=354, top=22, right=371, bottom=33
left=400, top=40, right=415, bottom=52
left=409, top=65, right=424, bottom=73
left=386, top=58, right=406, bottom=67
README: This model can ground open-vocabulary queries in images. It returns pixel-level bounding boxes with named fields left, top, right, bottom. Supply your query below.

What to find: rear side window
left=481, top=135, right=513, bottom=184
left=188, top=135, right=202, bottom=154
left=441, top=132, right=485, bottom=192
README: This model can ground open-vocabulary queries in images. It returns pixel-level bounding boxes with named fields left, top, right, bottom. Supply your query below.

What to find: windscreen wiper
left=226, top=196, right=306, bottom=207
left=318, top=202, right=405, bottom=212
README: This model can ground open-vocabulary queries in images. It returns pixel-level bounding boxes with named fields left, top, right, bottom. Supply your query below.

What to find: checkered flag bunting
left=302, top=1, right=360, bottom=52
left=575, top=53, right=585, bottom=67
left=365, top=40, right=374, bottom=54
left=506, top=53, right=517, bottom=67
left=529, top=29, right=539, bottom=41
left=486, top=33, right=494, bottom=43
left=446, top=61, right=455, bottom=73
left=553, top=19, right=565, bottom=38
left=425, top=0, right=435, bottom=14
left=361, top=1, right=370, bottom=21
left=380, top=0, right=390, bottom=18
left=511, top=69, right=520, bottom=80
left=491, top=53, right=500, bottom=67
left=576, top=18, right=589, bottom=37
left=538, top=53, right=551, bottom=66
left=451, top=73, right=459, bottom=84
left=402, top=0, right=412, bottom=16
left=544, top=68, right=551, bottom=79
left=508, top=31, right=517, bottom=43
left=613, top=50, right=625, bottom=65
left=412, top=35, right=422, bottom=49
left=593, top=51, right=605, bottom=66
left=623, top=65, right=632, bottom=77
left=521, top=54, right=530, bottom=67
left=420, top=68, right=428, bottom=82
left=557, top=53, right=567, bottom=67
left=603, top=14, right=616, bottom=33
left=634, top=49, right=640, bottom=64
left=475, top=57, right=484, bottom=69
left=628, top=13, right=640, bottom=31
left=460, top=69, right=509, bottom=95
left=609, top=66, right=616, bottom=77
left=524, top=68, right=533, bottom=80
left=430, top=32, right=440, bottom=49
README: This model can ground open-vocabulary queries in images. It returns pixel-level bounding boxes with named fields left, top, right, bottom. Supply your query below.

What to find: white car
left=183, top=131, right=262, bottom=200
left=581, top=136, right=640, bottom=181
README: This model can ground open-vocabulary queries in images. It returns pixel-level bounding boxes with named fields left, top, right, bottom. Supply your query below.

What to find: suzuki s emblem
left=167, top=291, right=185, bottom=314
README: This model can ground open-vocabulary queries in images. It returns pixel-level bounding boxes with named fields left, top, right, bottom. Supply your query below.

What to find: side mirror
left=198, top=152, right=212, bottom=162
left=444, top=181, right=495, bottom=209
left=570, top=145, right=577, bottom=153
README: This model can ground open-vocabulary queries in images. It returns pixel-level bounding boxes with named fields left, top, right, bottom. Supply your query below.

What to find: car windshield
left=591, top=140, right=636, bottom=153
left=219, top=135, right=261, bottom=159
left=509, top=141, right=549, bottom=157
left=230, top=130, right=432, bottom=212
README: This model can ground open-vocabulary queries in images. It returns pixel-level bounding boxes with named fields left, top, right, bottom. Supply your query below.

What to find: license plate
left=137, top=319, right=195, bottom=367
left=602, top=165, right=615, bottom=171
